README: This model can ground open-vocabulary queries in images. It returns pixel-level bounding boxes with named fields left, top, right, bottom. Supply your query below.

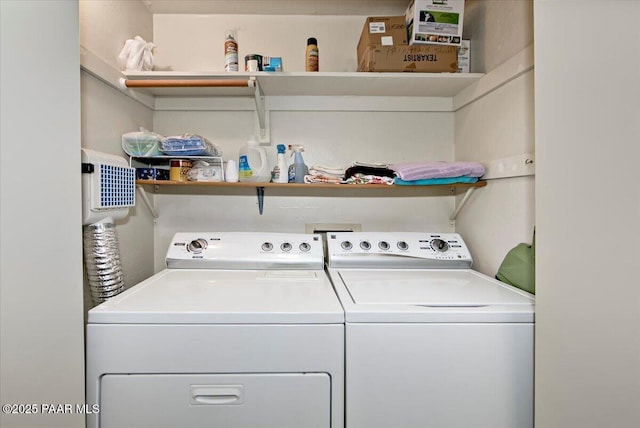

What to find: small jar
left=170, top=159, right=192, bottom=182
left=244, top=54, right=262, bottom=72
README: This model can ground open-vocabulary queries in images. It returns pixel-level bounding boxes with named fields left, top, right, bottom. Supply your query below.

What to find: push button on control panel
left=397, top=241, right=409, bottom=251
left=378, top=241, right=390, bottom=251
left=280, top=242, right=292, bottom=252
left=341, top=241, right=353, bottom=251
left=360, top=241, right=371, bottom=250
left=299, top=242, right=311, bottom=252
left=261, top=242, right=274, bottom=252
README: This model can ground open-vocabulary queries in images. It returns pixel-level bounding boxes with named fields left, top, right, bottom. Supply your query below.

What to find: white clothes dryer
left=326, top=232, right=534, bottom=428
left=86, top=232, right=344, bottom=428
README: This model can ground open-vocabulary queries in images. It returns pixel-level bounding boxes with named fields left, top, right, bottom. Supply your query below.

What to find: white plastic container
left=238, top=137, right=270, bottom=182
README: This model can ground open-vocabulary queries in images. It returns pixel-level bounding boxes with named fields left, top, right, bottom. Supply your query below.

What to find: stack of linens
left=389, top=161, right=485, bottom=185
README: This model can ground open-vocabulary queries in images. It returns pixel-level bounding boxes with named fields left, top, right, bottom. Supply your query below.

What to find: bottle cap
left=277, top=144, right=286, bottom=153
left=307, top=37, right=317, bottom=46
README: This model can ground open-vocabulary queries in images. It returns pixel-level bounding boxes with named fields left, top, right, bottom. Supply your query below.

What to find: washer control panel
left=166, top=232, right=323, bottom=269
left=327, top=232, right=473, bottom=269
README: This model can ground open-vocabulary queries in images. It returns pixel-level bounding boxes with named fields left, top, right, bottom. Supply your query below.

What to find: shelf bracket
left=251, top=78, right=270, bottom=143
left=137, top=185, right=158, bottom=219
left=256, top=186, right=265, bottom=215
left=449, top=187, right=476, bottom=224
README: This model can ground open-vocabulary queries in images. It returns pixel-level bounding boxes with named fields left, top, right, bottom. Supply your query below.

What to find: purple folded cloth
left=388, top=161, right=485, bottom=181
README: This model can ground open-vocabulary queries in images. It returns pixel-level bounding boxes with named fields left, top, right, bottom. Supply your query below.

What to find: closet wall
left=80, top=0, right=155, bottom=305
left=455, top=0, right=535, bottom=275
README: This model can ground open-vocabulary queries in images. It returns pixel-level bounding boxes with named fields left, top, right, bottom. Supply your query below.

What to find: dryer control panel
left=166, top=232, right=324, bottom=269
left=327, top=232, right=473, bottom=269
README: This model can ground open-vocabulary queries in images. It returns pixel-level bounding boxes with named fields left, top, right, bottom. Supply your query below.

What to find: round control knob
left=281, top=242, right=292, bottom=252
left=187, top=238, right=208, bottom=253
left=397, top=241, right=409, bottom=251
left=341, top=241, right=353, bottom=251
left=261, top=242, right=274, bottom=252
left=431, top=238, right=449, bottom=252
left=378, top=241, right=390, bottom=251
left=360, top=241, right=371, bottom=250
left=299, top=242, right=311, bottom=252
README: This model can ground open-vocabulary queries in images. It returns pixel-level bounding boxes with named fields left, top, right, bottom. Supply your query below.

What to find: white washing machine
left=326, top=232, right=534, bottom=428
left=86, top=232, right=344, bottom=428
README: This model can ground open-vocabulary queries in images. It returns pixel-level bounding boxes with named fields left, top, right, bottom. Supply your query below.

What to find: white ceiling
left=141, top=0, right=410, bottom=15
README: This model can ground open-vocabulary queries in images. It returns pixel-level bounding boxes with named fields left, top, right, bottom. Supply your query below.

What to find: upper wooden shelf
left=121, top=71, right=484, bottom=98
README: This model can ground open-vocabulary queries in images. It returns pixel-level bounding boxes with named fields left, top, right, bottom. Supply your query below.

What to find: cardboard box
left=358, top=45, right=458, bottom=73
left=406, top=0, right=465, bottom=47
left=357, top=16, right=407, bottom=62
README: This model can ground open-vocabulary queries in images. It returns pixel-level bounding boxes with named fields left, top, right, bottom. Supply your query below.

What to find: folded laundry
left=308, top=164, right=347, bottom=179
left=394, top=176, right=479, bottom=186
left=304, top=174, right=343, bottom=184
left=389, top=161, right=485, bottom=181
left=344, top=173, right=394, bottom=185
left=344, top=164, right=395, bottom=180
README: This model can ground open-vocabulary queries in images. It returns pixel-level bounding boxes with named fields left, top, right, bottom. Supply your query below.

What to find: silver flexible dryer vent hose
left=83, top=221, right=125, bottom=304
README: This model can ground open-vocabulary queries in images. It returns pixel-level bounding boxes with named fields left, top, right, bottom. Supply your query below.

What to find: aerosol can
left=288, top=145, right=308, bottom=183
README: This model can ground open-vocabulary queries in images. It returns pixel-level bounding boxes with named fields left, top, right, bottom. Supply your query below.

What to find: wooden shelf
left=135, top=179, right=486, bottom=218
left=136, top=180, right=486, bottom=191
left=122, top=71, right=484, bottom=98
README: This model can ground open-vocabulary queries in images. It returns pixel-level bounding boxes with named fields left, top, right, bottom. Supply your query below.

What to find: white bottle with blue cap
left=272, top=144, right=288, bottom=183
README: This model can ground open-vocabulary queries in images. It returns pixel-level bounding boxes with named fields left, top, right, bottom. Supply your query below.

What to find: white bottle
left=238, top=136, right=270, bottom=182
left=273, top=144, right=288, bottom=183
left=225, top=159, right=238, bottom=182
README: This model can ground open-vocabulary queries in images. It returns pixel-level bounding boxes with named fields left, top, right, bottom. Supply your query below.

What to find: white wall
left=455, top=0, right=535, bottom=276
left=464, top=0, right=534, bottom=73
left=534, top=1, right=640, bottom=427
left=0, top=1, right=85, bottom=427
left=80, top=0, right=153, bottom=70
left=153, top=14, right=372, bottom=72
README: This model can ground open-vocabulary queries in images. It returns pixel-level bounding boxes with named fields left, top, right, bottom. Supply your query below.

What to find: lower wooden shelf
left=135, top=179, right=486, bottom=218
left=135, top=180, right=486, bottom=191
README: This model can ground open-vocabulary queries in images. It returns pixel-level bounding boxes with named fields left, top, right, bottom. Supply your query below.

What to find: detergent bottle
left=238, top=136, right=269, bottom=182
left=288, top=145, right=309, bottom=183
left=272, top=144, right=288, bottom=183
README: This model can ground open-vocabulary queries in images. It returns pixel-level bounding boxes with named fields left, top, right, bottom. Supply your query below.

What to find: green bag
left=496, top=229, right=535, bottom=294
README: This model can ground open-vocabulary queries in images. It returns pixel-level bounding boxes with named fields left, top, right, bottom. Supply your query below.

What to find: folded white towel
left=308, top=164, right=347, bottom=178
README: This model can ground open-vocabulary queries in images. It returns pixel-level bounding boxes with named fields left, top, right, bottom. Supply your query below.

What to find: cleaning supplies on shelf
left=288, top=145, right=309, bottom=183
left=272, top=144, right=288, bottom=183
left=224, top=30, right=239, bottom=72
left=238, top=136, right=270, bottom=182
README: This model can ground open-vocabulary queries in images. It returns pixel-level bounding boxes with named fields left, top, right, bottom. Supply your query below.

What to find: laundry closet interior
left=80, top=0, right=534, bottom=292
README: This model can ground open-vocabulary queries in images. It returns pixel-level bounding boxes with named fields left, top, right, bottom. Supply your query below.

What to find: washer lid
left=331, top=269, right=534, bottom=323
left=88, top=269, right=344, bottom=324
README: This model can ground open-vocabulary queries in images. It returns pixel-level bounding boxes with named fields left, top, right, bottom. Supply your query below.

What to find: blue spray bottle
left=287, top=145, right=308, bottom=183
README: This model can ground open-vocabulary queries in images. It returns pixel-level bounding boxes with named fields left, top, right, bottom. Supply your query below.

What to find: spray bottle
left=272, top=144, right=288, bottom=183
left=287, top=145, right=308, bottom=183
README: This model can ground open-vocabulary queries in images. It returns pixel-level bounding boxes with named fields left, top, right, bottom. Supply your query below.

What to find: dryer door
left=99, top=373, right=330, bottom=428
